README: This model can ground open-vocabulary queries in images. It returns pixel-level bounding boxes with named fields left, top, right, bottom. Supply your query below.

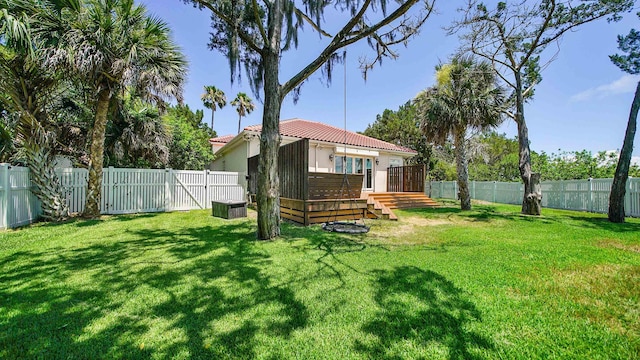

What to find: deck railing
left=387, top=165, right=425, bottom=192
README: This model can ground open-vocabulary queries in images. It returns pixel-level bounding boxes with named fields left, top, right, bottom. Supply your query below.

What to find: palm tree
left=24, top=0, right=187, bottom=217
left=0, top=14, right=70, bottom=221
left=231, top=93, right=255, bottom=134
left=416, top=57, right=505, bottom=210
left=201, top=85, right=226, bottom=131
left=106, top=96, right=171, bottom=168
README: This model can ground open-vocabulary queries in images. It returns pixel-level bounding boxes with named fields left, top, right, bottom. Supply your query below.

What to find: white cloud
left=570, top=74, right=640, bottom=102
left=603, top=151, right=640, bottom=167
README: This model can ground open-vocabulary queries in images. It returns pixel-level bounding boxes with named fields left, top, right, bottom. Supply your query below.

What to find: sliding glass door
left=335, top=156, right=374, bottom=190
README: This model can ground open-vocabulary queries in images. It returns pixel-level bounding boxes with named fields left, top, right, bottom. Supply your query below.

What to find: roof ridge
left=287, top=118, right=363, bottom=134
left=212, top=119, right=417, bottom=154
left=244, top=118, right=322, bottom=129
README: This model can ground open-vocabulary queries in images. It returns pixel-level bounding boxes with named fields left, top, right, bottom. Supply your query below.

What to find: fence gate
left=387, top=165, right=425, bottom=192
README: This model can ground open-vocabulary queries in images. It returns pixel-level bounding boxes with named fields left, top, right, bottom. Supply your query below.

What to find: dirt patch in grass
left=403, top=217, right=452, bottom=227
left=366, top=217, right=449, bottom=246
left=471, top=199, right=494, bottom=205
left=597, top=239, right=640, bottom=254
left=545, top=264, right=640, bottom=337
left=246, top=208, right=258, bottom=220
left=369, top=222, right=416, bottom=240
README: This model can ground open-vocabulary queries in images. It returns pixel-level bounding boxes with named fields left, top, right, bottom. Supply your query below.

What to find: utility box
left=212, top=200, right=247, bottom=219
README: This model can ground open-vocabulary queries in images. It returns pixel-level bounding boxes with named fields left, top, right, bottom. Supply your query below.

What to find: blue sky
left=142, top=1, right=639, bottom=157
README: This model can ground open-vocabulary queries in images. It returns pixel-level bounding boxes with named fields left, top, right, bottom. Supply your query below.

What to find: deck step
left=364, top=199, right=397, bottom=221
left=365, top=193, right=439, bottom=213
left=363, top=193, right=436, bottom=221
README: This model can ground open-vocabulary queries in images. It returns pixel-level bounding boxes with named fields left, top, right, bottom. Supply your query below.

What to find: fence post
left=625, top=177, right=632, bottom=217
left=493, top=181, right=497, bottom=203
left=560, top=181, right=564, bottom=210
left=472, top=181, right=476, bottom=199
left=203, top=169, right=209, bottom=209
left=588, top=178, right=593, bottom=213
left=105, top=167, right=113, bottom=215
left=164, top=169, right=172, bottom=211
left=454, top=181, right=458, bottom=200
left=1, top=164, right=10, bottom=229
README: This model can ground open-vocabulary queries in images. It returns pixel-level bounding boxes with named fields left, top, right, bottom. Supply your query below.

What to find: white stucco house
left=209, top=118, right=417, bottom=193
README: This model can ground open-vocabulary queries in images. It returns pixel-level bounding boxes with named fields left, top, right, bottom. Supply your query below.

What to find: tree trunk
left=454, top=129, right=471, bottom=210
left=426, top=148, right=432, bottom=198
left=256, top=0, right=283, bottom=240
left=83, top=88, right=111, bottom=218
left=608, top=81, right=640, bottom=223
left=16, top=115, right=70, bottom=221
left=23, top=144, right=70, bottom=221
left=237, top=114, right=242, bottom=134
left=526, top=172, right=542, bottom=215
left=211, top=109, right=215, bottom=132
left=514, top=73, right=541, bottom=215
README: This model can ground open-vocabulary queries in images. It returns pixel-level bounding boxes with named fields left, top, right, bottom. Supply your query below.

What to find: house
left=209, top=118, right=417, bottom=193
left=210, top=118, right=437, bottom=224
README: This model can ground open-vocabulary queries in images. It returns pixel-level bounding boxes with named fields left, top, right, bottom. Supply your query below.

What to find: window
left=336, top=156, right=370, bottom=176
left=389, top=157, right=403, bottom=167
left=365, top=159, right=372, bottom=189
left=335, top=156, right=374, bottom=190
left=355, top=158, right=363, bottom=174
left=335, top=156, right=344, bottom=173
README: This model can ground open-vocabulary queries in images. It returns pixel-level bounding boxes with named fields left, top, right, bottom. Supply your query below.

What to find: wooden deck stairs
left=364, top=192, right=439, bottom=221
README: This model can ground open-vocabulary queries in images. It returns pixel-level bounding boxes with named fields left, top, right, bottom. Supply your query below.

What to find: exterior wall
left=210, top=157, right=223, bottom=171
left=247, top=136, right=260, bottom=157
left=211, top=140, right=249, bottom=191
left=308, top=144, right=334, bottom=173
left=307, top=144, right=410, bottom=193
left=373, top=154, right=405, bottom=192
left=211, top=144, right=225, bottom=154
left=224, top=144, right=249, bottom=174
left=374, top=155, right=389, bottom=192
left=212, top=133, right=413, bottom=194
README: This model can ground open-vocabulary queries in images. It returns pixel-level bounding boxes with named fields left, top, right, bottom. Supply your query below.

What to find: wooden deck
left=247, top=139, right=438, bottom=225
left=248, top=139, right=369, bottom=226
left=363, top=192, right=439, bottom=221
left=280, top=197, right=368, bottom=225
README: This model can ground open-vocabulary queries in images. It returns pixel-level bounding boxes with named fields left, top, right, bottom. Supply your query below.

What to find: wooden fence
left=430, top=178, right=640, bottom=217
left=280, top=172, right=366, bottom=225
left=387, top=165, right=425, bottom=192
left=308, top=173, right=363, bottom=200
left=247, top=138, right=367, bottom=225
left=0, top=164, right=245, bottom=229
left=247, top=138, right=309, bottom=200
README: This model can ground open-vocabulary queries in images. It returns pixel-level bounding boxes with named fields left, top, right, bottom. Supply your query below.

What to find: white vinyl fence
left=0, top=164, right=245, bottom=229
left=429, top=178, right=640, bottom=217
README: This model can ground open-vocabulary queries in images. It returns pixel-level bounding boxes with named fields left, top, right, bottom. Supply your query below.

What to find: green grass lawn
left=1, top=201, right=638, bottom=359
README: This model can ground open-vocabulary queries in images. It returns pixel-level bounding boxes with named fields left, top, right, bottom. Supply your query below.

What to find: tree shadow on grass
left=280, top=225, right=374, bottom=290
left=25, top=212, right=163, bottom=230
left=564, top=215, right=640, bottom=233
left=356, top=266, right=493, bottom=359
left=0, top=221, right=308, bottom=359
left=402, top=205, right=555, bottom=224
